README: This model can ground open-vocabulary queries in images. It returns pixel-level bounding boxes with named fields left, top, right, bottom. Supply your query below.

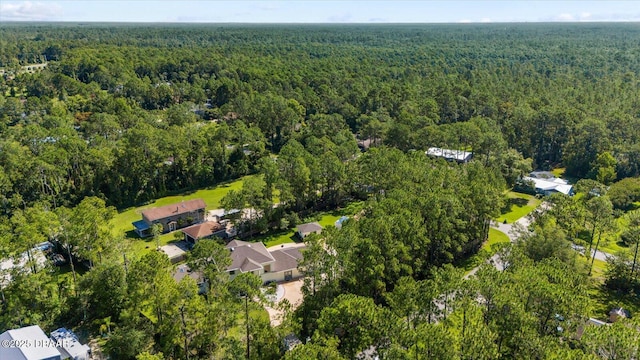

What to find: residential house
left=50, top=328, right=90, bottom=360
left=0, top=325, right=61, bottom=360
left=1, top=243, right=50, bottom=287
left=173, top=264, right=207, bottom=294
left=181, top=221, right=228, bottom=246
left=133, top=199, right=206, bottom=237
left=226, top=240, right=304, bottom=283
left=521, top=172, right=574, bottom=196
left=296, top=222, right=323, bottom=239
left=426, top=147, right=473, bottom=163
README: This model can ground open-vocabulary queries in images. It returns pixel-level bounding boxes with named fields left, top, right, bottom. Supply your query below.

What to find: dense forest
left=1, top=23, right=640, bottom=359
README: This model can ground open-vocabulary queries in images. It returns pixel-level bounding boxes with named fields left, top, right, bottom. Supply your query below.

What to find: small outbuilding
left=296, top=222, right=323, bottom=239
left=335, top=216, right=349, bottom=230
left=609, top=307, right=631, bottom=323
left=0, top=325, right=61, bottom=360
left=50, top=328, right=91, bottom=360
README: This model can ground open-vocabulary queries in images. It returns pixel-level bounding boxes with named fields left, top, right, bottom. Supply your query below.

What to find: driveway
left=465, top=214, right=535, bottom=278
left=264, top=278, right=304, bottom=326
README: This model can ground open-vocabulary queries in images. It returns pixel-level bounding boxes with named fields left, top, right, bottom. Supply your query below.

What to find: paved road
left=466, top=205, right=615, bottom=279
left=465, top=213, right=534, bottom=278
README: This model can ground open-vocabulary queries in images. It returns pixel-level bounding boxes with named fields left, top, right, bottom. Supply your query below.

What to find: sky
left=1, top=1, right=640, bottom=23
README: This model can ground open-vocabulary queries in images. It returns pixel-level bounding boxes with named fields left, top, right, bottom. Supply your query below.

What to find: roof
left=1, top=249, right=48, bottom=287
left=181, top=221, right=224, bottom=240
left=173, top=264, right=203, bottom=284
left=226, top=240, right=275, bottom=272
left=132, top=220, right=150, bottom=231
left=141, top=199, right=206, bottom=222
left=609, top=307, right=631, bottom=318
left=269, top=247, right=304, bottom=272
left=50, top=328, right=90, bottom=360
left=523, top=176, right=573, bottom=195
left=0, top=325, right=61, bottom=360
left=426, top=147, right=473, bottom=162
left=296, top=222, right=323, bottom=235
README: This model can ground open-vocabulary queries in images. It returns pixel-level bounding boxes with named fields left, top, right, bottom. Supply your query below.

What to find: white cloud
left=328, top=13, right=353, bottom=23
left=457, top=19, right=471, bottom=23
left=555, top=13, right=575, bottom=21
left=0, top=1, right=62, bottom=21
left=580, top=12, right=592, bottom=20
left=480, top=17, right=492, bottom=23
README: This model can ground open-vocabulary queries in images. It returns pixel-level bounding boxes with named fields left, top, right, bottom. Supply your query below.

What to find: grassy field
left=459, top=228, right=511, bottom=273
left=112, top=177, right=249, bottom=256
left=496, top=191, right=541, bottom=224
left=227, top=304, right=270, bottom=339
left=261, top=201, right=365, bottom=248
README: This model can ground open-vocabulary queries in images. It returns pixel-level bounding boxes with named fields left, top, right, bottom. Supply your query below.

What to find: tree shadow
left=500, top=197, right=528, bottom=214
left=590, top=283, right=640, bottom=320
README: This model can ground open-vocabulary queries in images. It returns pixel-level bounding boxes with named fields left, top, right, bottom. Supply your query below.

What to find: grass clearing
left=496, top=191, right=541, bottom=224
left=589, top=281, right=640, bottom=321
left=261, top=201, right=365, bottom=248
left=459, top=228, right=511, bottom=273
left=227, top=304, right=270, bottom=339
left=599, top=240, right=628, bottom=256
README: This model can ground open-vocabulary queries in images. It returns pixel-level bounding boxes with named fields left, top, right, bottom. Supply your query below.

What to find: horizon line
left=2, top=20, right=640, bottom=25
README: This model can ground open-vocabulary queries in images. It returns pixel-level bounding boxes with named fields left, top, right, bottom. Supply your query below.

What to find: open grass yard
left=459, top=228, right=511, bottom=273
left=496, top=191, right=541, bottom=224
left=589, top=276, right=640, bottom=322
left=260, top=201, right=365, bottom=248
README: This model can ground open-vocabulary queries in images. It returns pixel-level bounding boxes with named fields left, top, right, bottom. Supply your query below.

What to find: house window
left=229, top=270, right=235, bottom=275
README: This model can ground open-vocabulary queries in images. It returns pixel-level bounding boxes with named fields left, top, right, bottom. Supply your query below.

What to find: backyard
left=257, top=201, right=365, bottom=248
left=111, top=177, right=249, bottom=256
left=496, top=191, right=542, bottom=224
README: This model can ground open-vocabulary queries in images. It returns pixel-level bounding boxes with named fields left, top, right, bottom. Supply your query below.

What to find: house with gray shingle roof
left=226, top=240, right=304, bottom=283
left=296, top=222, right=323, bottom=239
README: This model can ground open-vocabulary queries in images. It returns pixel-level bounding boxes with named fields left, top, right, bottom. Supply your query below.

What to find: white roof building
left=0, top=325, right=61, bottom=360
left=50, top=328, right=90, bottom=360
left=426, top=147, right=473, bottom=163
left=1, top=243, right=50, bottom=287
left=522, top=176, right=573, bottom=196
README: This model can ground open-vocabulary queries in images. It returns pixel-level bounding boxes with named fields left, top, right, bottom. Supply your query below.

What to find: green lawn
left=459, top=228, right=511, bottom=273
left=590, top=258, right=608, bottom=279
left=112, top=177, right=249, bottom=256
left=485, top=228, right=510, bottom=249
left=599, top=240, right=628, bottom=256
left=261, top=201, right=365, bottom=248
left=496, top=191, right=541, bottom=224
left=259, top=230, right=299, bottom=248
left=227, top=304, right=270, bottom=339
